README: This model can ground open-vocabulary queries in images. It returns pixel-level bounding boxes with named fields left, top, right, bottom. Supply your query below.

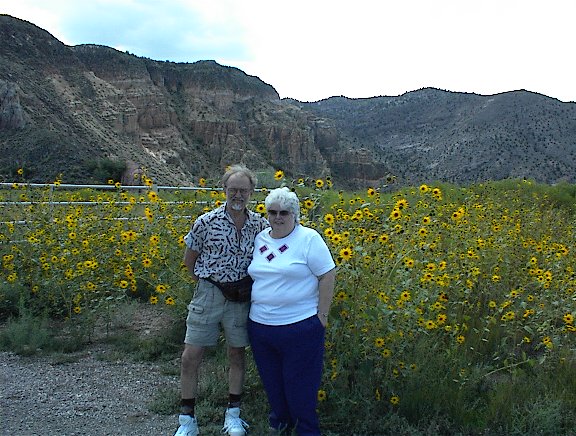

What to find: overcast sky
left=3, top=0, right=575, bottom=103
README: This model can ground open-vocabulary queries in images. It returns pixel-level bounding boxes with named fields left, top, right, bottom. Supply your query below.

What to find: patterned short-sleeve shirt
left=183, top=204, right=268, bottom=282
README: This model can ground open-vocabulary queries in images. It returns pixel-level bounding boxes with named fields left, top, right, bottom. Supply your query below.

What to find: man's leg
left=176, top=280, right=221, bottom=436
left=222, top=346, right=250, bottom=435
left=181, top=280, right=222, bottom=402
left=180, top=344, right=205, bottom=406
left=228, top=346, right=246, bottom=396
left=222, top=300, right=251, bottom=403
left=221, top=301, right=251, bottom=435
left=175, top=344, right=204, bottom=435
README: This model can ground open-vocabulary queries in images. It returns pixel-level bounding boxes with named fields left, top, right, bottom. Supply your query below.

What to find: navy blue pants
left=248, top=316, right=325, bottom=436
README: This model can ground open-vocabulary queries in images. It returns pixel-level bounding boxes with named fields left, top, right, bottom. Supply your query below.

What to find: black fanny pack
left=204, top=276, right=253, bottom=303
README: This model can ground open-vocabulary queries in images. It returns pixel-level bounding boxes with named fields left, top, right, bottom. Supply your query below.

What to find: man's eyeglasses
left=267, top=209, right=291, bottom=216
left=226, top=187, right=251, bottom=195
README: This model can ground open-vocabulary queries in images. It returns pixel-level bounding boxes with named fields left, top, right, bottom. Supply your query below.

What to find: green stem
left=483, top=359, right=531, bottom=378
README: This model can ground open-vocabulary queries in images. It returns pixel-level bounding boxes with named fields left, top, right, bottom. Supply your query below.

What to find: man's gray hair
left=265, top=187, right=300, bottom=222
left=221, top=164, right=258, bottom=189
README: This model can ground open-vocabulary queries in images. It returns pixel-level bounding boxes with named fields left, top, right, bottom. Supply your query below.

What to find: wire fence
left=0, top=182, right=217, bottom=225
left=0, top=182, right=266, bottom=226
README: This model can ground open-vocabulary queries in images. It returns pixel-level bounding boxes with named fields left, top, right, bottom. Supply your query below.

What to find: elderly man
left=174, top=164, right=268, bottom=436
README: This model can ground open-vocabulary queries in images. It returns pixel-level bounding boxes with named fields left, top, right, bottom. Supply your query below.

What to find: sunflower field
left=1, top=172, right=575, bottom=434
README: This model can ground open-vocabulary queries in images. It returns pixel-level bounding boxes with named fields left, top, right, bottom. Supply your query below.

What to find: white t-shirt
left=248, top=224, right=336, bottom=325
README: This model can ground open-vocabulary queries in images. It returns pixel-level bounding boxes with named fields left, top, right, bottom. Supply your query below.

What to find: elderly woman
left=247, top=187, right=336, bottom=436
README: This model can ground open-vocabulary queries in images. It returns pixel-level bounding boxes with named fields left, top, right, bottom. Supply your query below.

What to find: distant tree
left=87, top=158, right=127, bottom=183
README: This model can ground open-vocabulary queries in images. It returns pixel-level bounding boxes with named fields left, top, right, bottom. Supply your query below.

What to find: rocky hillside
left=299, top=90, right=576, bottom=186
left=0, top=15, right=339, bottom=186
left=1, top=14, right=576, bottom=188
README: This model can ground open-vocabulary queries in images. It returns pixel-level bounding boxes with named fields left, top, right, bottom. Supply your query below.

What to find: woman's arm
left=317, top=268, right=336, bottom=327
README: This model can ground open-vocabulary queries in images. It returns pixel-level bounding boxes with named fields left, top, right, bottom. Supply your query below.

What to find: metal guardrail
left=0, top=182, right=264, bottom=225
left=0, top=201, right=208, bottom=206
left=0, top=182, right=217, bottom=225
left=0, top=182, right=216, bottom=191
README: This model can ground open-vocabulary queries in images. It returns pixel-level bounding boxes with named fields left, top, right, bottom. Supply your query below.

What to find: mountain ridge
left=1, top=14, right=575, bottom=188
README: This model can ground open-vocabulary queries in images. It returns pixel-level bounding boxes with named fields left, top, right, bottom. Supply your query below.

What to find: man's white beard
left=230, top=202, right=244, bottom=211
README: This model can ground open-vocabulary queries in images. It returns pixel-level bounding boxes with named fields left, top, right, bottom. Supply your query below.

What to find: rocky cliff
left=1, top=14, right=575, bottom=188
left=0, top=15, right=346, bottom=185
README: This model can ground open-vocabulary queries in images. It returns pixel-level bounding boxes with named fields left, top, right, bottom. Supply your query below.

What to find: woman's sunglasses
left=267, top=209, right=291, bottom=216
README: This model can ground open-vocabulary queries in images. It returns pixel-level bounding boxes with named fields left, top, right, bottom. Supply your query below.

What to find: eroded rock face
left=4, top=15, right=576, bottom=187
left=0, top=15, right=342, bottom=184
left=0, top=80, right=28, bottom=129
left=73, top=47, right=333, bottom=179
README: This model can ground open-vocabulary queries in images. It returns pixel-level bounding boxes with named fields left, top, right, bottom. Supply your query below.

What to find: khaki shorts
left=184, top=279, right=250, bottom=348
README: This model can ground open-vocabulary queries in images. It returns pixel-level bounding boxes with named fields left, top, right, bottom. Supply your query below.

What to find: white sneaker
left=174, top=414, right=199, bottom=436
left=221, top=407, right=249, bottom=436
